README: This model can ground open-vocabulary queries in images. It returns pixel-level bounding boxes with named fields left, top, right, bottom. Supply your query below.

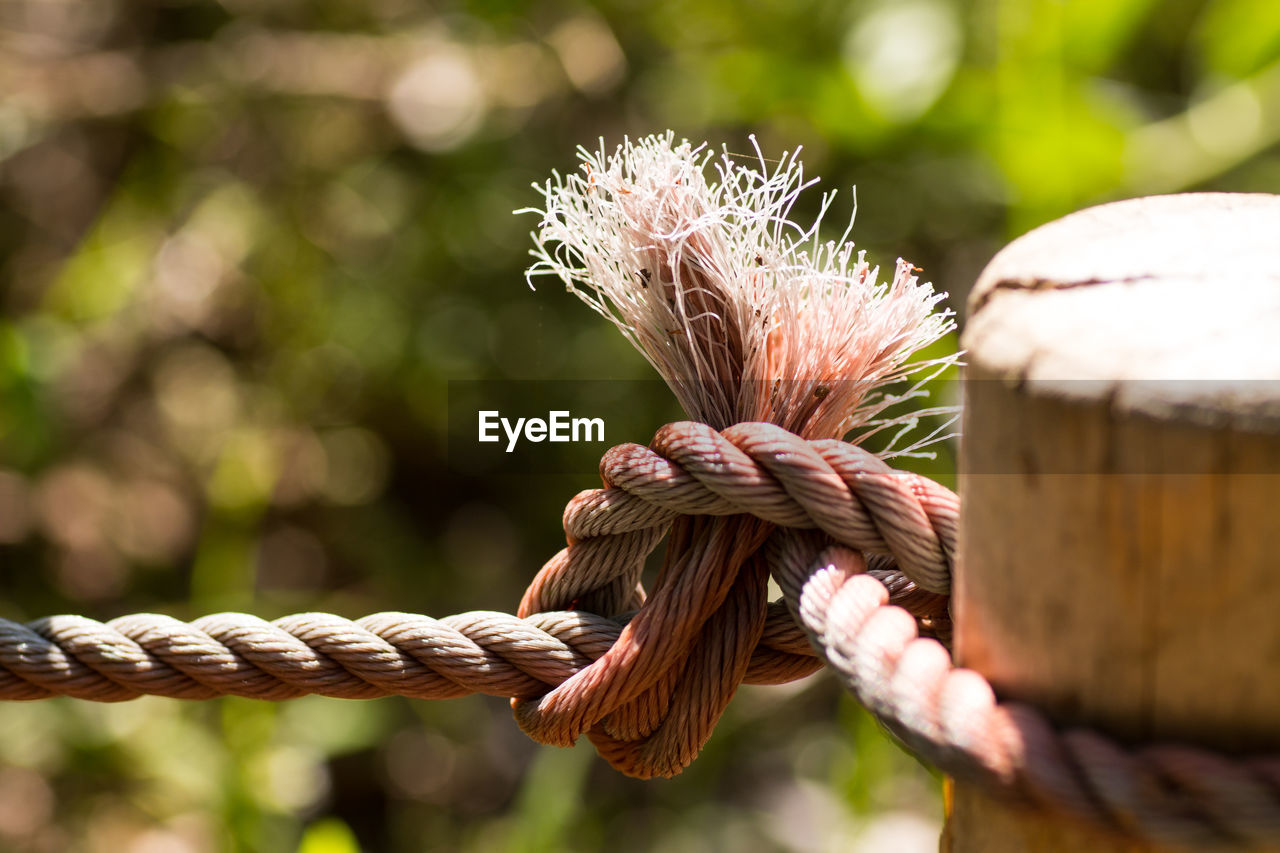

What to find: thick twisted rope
left=1, top=421, right=1276, bottom=848
left=768, top=532, right=1280, bottom=850
left=0, top=606, right=818, bottom=702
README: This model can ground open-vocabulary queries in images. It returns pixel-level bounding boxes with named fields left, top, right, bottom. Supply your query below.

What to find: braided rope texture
left=1, top=421, right=1276, bottom=848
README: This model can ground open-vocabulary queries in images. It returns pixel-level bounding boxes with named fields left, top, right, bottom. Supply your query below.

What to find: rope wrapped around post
left=4, top=420, right=1280, bottom=848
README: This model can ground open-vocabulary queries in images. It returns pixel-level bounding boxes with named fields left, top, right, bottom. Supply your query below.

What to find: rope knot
left=512, top=420, right=957, bottom=778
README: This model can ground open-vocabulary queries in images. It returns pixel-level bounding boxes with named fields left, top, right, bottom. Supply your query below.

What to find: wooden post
left=946, top=193, right=1280, bottom=852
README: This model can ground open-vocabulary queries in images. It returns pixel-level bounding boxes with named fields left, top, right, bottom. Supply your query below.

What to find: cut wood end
left=962, top=193, right=1280, bottom=429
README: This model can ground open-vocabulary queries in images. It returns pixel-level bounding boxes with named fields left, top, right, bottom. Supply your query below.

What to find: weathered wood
left=948, top=193, right=1280, bottom=852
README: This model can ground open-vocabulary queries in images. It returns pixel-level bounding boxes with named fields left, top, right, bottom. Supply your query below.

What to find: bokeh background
left=1, top=0, right=1278, bottom=850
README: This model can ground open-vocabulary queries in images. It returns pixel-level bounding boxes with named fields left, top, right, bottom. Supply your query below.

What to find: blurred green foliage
left=0, top=0, right=1276, bottom=850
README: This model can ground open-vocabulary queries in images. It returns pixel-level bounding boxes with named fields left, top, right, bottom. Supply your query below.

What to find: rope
left=768, top=532, right=1280, bottom=849
left=1, top=421, right=1276, bottom=848
left=0, top=607, right=817, bottom=702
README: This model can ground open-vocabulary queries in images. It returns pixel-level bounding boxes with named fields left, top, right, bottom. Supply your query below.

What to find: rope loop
left=512, top=421, right=955, bottom=777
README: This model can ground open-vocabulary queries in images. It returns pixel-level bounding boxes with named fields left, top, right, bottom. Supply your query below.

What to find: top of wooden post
left=964, top=192, right=1280, bottom=431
